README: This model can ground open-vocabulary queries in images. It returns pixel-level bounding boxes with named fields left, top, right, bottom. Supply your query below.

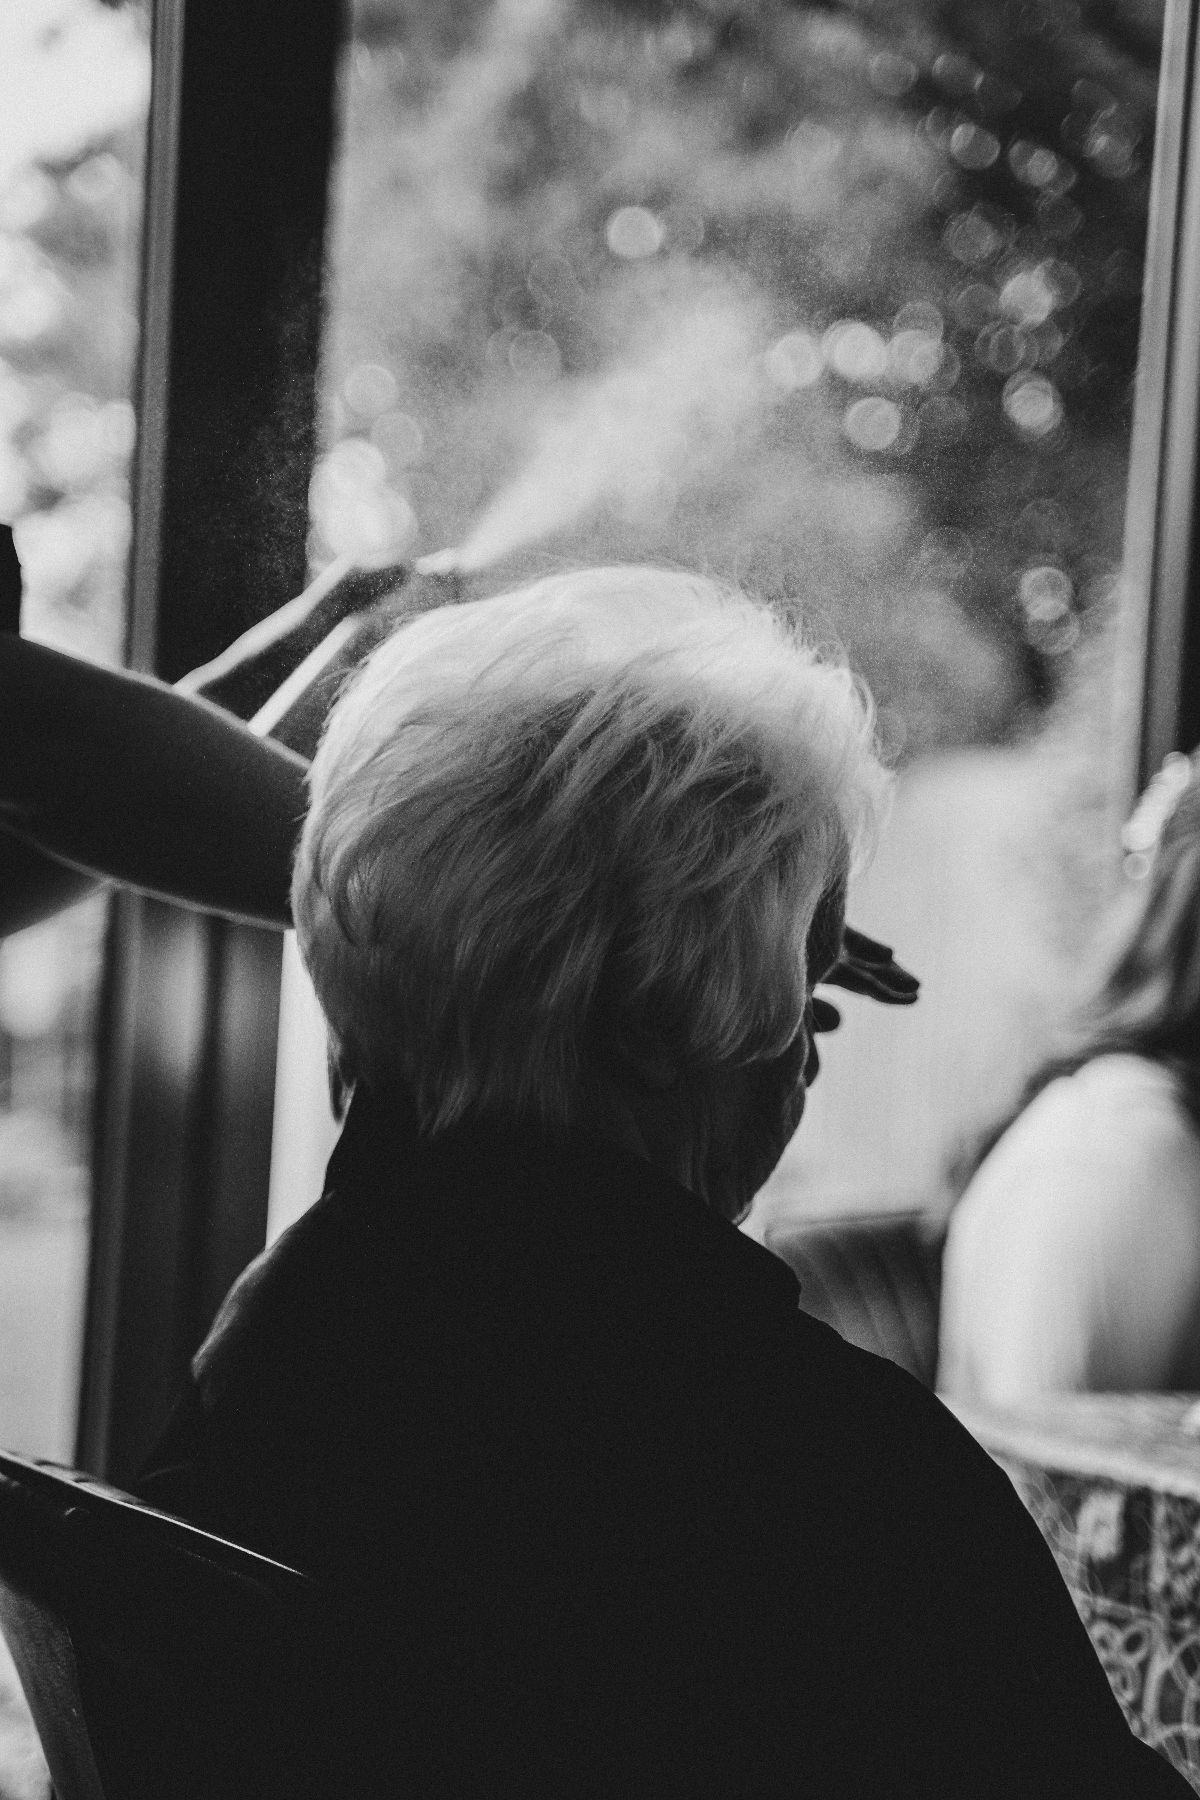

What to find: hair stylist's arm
left=0, top=632, right=306, bottom=930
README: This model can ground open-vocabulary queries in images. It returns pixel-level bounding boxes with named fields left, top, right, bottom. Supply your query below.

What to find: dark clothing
left=141, top=1088, right=1188, bottom=1797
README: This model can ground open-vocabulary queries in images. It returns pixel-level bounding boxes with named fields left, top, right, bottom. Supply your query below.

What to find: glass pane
left=0, top=0, right=149, bottom=1457
left=291, top=0, right=1164, bottom=1236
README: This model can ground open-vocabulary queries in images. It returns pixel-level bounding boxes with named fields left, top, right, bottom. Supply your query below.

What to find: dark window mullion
left=1116, top=0, right=1200, bottom=800
left=78, top=0, right=343, bottom=1484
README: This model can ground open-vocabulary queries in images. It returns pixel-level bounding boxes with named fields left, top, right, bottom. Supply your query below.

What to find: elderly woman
left=140, top=566, right=1184, bottom=1797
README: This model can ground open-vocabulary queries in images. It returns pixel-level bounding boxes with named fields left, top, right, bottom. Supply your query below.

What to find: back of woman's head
left=292, top=565, right=890, bottom=1137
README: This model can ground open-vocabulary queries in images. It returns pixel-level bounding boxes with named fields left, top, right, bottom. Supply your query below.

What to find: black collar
left=324, top=1083, right=802, bottom=1340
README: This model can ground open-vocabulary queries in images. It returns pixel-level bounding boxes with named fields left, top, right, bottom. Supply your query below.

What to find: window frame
left=76, top=0, right=1200, bottom=1479
left=1115, top=0, right=1200, bottom=800
left=77, top=0, right=344, bottom=1483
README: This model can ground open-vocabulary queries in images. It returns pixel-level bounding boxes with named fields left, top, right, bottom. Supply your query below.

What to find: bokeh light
left=888, top=329, right=945, bottom=386
left=605, top=206, right=664, bottom=259
left=823, top=320, right=887, bottom=383
left=843, top=395, right=903, bottom=452
left=949, top=122, right=1000, bottom=170
left=867, top=52, right=917, bottom=98
left=508, top=328, right=561, bottom=383
left=765, top=330, right=823, bottom=391
left=309, top=436, right=417, bottom=562
left=1002, top=373, right=1063, bottom=438
left=999, top=266, right=1057, bottom=327
left=1020, top=564, right=1074, bottom=621
left=342, top=362, right=398, bottom=419
left=370, top=409, right=424, bottom=467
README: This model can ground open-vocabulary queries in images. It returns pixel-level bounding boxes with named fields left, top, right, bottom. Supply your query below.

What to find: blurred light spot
left=1085, top=120, right=1139, bottom=179
left=659, top=19, right=713, bottom=65
left=309, top=438, right=416, bottom=563
left=888, top=329, right=944, bottom=385
left=843, top=396, right=902, bottom=452
left=1044, top=260, right=1083, bottom=306
left=65, top=153, right=124, bottom=207
left=999, top=266, right=1057, bottom=326
left=1035, top=615, right=1080, bottom=656
left=923, top=106, right=954, bottom=147
left=893, top=300, right=943, bottom=337
left=975, top=323, right=1030, bottom=375
left=0, top=929, right=67, bottom=1038
left=314, top=438, right=386, bottom=490
left=1007, top=140, right=1063, bottom=188
left=918, top=526, right=973, bottom=575
left=509, top=329, right=561, bottom=382
left=823, top=320, right=887, bottom=383
left=1020, top=564, right=1074, bottom=621
left=370, top=410, right=424, bottom=467
left=868, top=52, right=917, bottom=96
left=1003, top=373, right=1063, bottom=437
left=807, top=15, right=867, bottom=68
left=319, top=489, right=415, bottom=561
left=0, top=267, right=65, bottom=343
left=14, top=494, right=130, bottom=599
left=0, top=169, right=54, bottom=233
left=765, top=330, right=823, bottom=391
left=605, top=206, right=664, bottom=259
left=949, top=123, right=1000, bottom=170
left=952, top=282, right=998, bottom=329
left=36, top=395, right=110, bottom=488
left=342, top=362, right=398, bottom=418
left=931, top=52, right=979, bottom=98
left=917, top=395, right=969, bottom=445
left=944, top=207, right=1005, bottom=266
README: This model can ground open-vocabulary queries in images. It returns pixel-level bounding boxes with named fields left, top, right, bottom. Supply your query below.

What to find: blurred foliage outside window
left=0, top=0, right=148, bottom=1454
left=0, top=0, right=1174, bottom=1397
left=310, top=0, right=1166, bottom=1215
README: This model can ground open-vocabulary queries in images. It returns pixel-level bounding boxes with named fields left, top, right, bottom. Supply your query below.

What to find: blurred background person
left=939, top=751, right=1200, bottom=1402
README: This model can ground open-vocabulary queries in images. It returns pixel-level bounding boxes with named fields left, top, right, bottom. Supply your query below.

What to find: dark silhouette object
left=0, top=527, right=19, bottom=636
left=0, top=1449, right=338, bottom=1800
left=175, top=554, right=410, bottom=726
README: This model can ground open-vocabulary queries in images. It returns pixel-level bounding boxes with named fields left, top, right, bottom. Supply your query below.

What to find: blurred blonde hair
left=293, top=565, right=889, bottom=1137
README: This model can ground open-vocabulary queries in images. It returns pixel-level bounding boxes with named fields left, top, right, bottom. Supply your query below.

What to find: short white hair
left=293, top=565, right=890, bottom=1135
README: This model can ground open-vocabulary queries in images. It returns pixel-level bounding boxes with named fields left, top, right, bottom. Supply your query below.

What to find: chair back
left=0, top=1450, right=332, bottom=1800
left=765, top=1209, right=947, bottom=1386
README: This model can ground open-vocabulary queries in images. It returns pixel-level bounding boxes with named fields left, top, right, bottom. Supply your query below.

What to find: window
left=293, top=0, right=1171, bottom=1234
left=0, top=0, right=149, bottom=1457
